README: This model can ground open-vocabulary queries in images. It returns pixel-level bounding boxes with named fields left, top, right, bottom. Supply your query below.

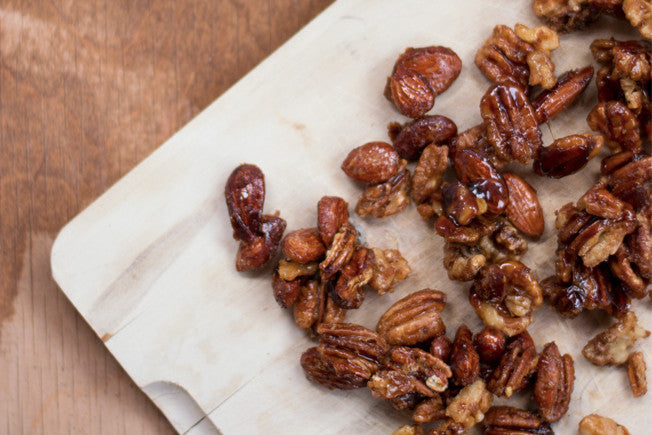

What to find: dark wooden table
left=0, top=1, right=333, bottom=432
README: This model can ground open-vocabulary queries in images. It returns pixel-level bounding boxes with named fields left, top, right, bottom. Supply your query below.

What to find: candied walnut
left=430, top=419, right=466, bottom=435
left=444, top=242, right=487, bottom=281
left=532, top=0, right=600, bottom=33
left=492, top=221, right=529, bottom=255
left=587, top=101, right=642, bottom=153
left=393, top=425, right=424, bottom=435
left=355, top=169, right=411, bottom=218
left=436, top=216, right=483, bottom=245
left=411, top=144, right=449, bottom=204
left=445, top=379, right=493, bottom=429
left=534, top=342, right=574, bottom=422
left=386, top=347, right=453, bottom=393
left=612, top=40, right=651, bottom=83
left=442, top=182, right=484, bottom=226
left=431, top=335, right=454, bottom=363
left=591, top=39, right=617, bottom=65
left=225, top=163, right=265, bottom=242
left=368, top=248, right=411, bottom=295
left=474, top=327, right=506, bottom=365
left=294, top=280, right=324, bottom=330
left=532, top=65, right=594, bottom=123
left=627, top=351, right=647, bottom=397
left=341, top=142, right=400, bottom=184
left=488, top=331, right=538, bottom=397
left=475, top=25, right=534, bottom=90
left=607, top=155, right=652, bottom=215
left=272, top=272, right=301, bottom=308
left=579, top=414, right=631, bottom=435
left=503, top=173, right=544, bottom=238
left=526, top=50, right=557, bottom=89
left=610, top=244, right=648, bottom=297
left=413, top=395, right=446, bottom=423
left=377, top=289, right=446, bottom=345
left=333, top=247, right=372, bottom=309
left=450, top=325, right=480, bottom=386
left=452, top=149, right=508, bottom=216
left=534, top=133, right=604, bottom=178
left=572, top=212, right=637, bottom=268
left=277, top=259, right=318, bottom=281
left=281, top=228, right=325, bottom=263
left=300, top=323, right=389, bottom=389
left=514, top=23, right=560, bottom=52
left=317, top=196, right=349, bottom=247
left=470, top=261, right=543, bottom=336
left=583, top=311, right=650, bottom=365
left=481, top=85, right=542, bottom=164
left=483, top=406, right=553, bottom=435
left=235, top=214, right=286, bottom=272
left=624, top=0, right=652, bottom=39
left=320, top=223, right=356, bottom=279
left=390, top=115, right=457, bottom=161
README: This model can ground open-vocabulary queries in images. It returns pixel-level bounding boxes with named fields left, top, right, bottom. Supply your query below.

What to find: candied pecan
left=481, top=85, right=542, bottom=164
left=475, top=25, right=534, bottom=90
left=300, top=323, right=388, bottom=389
left=583, top=311, right=650, bottom=365
left=431, top=335, right=453, bottom=363
left=503, top=173, right=544, bottom=238
left=453, top=149, right=508, bottom=216
left=332, top=247, right=372, bottom=309
left=411, top=144, right=449, bottom=204
left=587, top=101, right=642, bottom=153
left=225, top=163, right=265, bottom=242
left=470, top=260, right=543, bottom=336
left=627, top=214, right=652, bottom=280
left=607, top=155, right=652, bottom=215
left=393, top=425, right=424, bottom=435
left=390, top=392, right=424, bottom=411
left=483, top=406, right=553, bottom=435
left=281, top=228, right=325, bottom=263
left=624, top=0, right=652, bottom=39
left=277, top=259, right=318, bottom=281
left=609, top=244, right=648, bottom=297
left=488, top=331, right=538, bottom=397
left=355, top=169, right=411, bottom=218
left=386, top=347, right=453, bottom=393
left=450, top=325, right=480, bottom=386
left=390, top=115, right=457, bottom=161
left=579, top=414, right=631, bottom=435
left=601, top=151, right=636, bottom=175
left=534, top=133, right=604, bottom=178
left=592, top=39, right=617, bottom=65
left=294, top=280, right=325, bottom=330
left=235, top=214, right=286, bottom=272
left=445, top=379, right=493, bottom=429
left=627, top=351, right=647, bottom=397
left=532, top=66, right=594, bottom=123
left=534, top=342, right=574, bottom=422
left=442, top=182, right=485, bottom=226
left=474, top=327, right=506, bottom=365
left=272, top=272, right=301, bottom=308
left=317, top=196, right=349, bottom=247
left=532, top=0, right=600, bottom=33
left=368, top=248, right=411, bottom=295
left=341, top=142, right=401, bottom=183
left=450, top=124, right=509, bottom=170
left=443, top=242, right=487, bottom=281
left=320, top=222, right=356, bottom=279
left=377, top=289, right=446, bottom=345
left=413, top=395, right=446, bottom=423
left=578, top=180, right=627, bottom=219
left=322, top=295, right=346, bottom=324
left=368, top=370, right=433, bottom=399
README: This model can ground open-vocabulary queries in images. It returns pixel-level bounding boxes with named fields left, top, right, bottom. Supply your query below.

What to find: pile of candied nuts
left=225, top=2, right=650, bottom=433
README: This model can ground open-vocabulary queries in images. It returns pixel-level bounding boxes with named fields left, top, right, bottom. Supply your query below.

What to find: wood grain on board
left=0, top=1, right=333, bottom=433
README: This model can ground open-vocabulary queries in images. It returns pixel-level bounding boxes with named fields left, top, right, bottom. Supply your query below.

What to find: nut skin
left=376, top=289, right=446, bottom=346
left=235, top=214, right=286, bottom=272
left=225, top=163, right=265, bottom=243
left=317, top=196, right=349, bottom=247
left=534, top=134, right=604, bottom=179
left=281, top=228, right=326, bottom=263
left=482, top=406, right=553, bottom=435
left=473, top=327, right=506, bottom=365
left=355, top=169, right=411, bottom=218
left=534, top=342, right=575, bottom=422
left=532, top=66, right=594, bottom=124
left=503, top=173, right=545, bottom=238
left=341, top=142, right=401, bottom=184
left=450, top=325, right=480, bottom=386
left=390, top=115, right=457, bottom=161
left=488, top=331, right=538, bottom=397
left=579, top=414, right=631, bottom=435
left=626, top=351, right=647, bottom=397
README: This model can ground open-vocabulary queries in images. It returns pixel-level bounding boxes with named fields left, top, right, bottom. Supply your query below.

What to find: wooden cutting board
left=51, top=0, right=651, bottom=433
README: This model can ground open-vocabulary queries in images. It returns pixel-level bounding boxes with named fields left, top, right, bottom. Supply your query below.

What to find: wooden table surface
left=0, top=1, right=333, bottom=432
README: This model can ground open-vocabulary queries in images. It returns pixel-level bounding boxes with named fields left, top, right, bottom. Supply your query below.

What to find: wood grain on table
left=0, top=1, right=333, bottom=433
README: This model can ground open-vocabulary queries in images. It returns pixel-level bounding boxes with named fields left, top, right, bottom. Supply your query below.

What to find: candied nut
left=235, top=214, right=286, bottom=272
left=627, top=351, right=647, bottom=397
left=281, top=228, right=326, bottom=263
left=386, top=347, right=453, bottom=393
left=341, top=142, right=400, bottom=183
left=320, top=222, right=356, bottom=279
left=431, top=335, right=454, bottom=363
left=445, top=379, right=493, bottom=429
left=627, top=214, right=652, bottom=280
left=452, top=149, right=509, bottom=216
left=430, top=419, right=466, bottom=435
left=612, top=40, right=651, bottom=82
left=574, top=215, right=637, bottom=268
left=294, top=280, right=324, bottom=330
left=413, top=395, right=446, bottom=423
left=579, top=414, right=631, bottom=435
left=435, top=216, right=482, bottom=245
left=503, top=173, right=544, bottom=238
left=532, top=0, right=600, bottom=33
left=481, top=85, right=542, bottom=164
left=492, top=220, right=529, bottom=256
left=318, top=322, right=389, bottom=361
left=601, top=151, right=636, bottom=175
left=277, top=259, right=318, bottom=281
left=411, top=144, right=449, bottom=204
left=607, top=155, right=652, bottom=213
left=387, top=68, right=434, bottom=118
left=475, top=25, right=534, bottom=90
left=368, top=370, right=432, bottom=399
left=333, top=247, right=372, bottom=309
left=450, top=124, right=509, bottom=170
left=355, top=169, right=411, bottom=218
left=391, top=115, right=457, bottom=161
left=534, top=342, right=574, bottom=422
left=474, top=327, right=506, bottom=365
left=393, top=425, right=423, bottom=435
left=624, top=0, right=652, bottom=39
left=578, top=181, right=627, bottom=219
left=591, top=38, right=617, bottom=65
left=442, top=182, right=483, bottom=226
left=225, top=163, right=265, bottom=242
left=377, top=289, right=446, bottom=345
left=534, top=133, right=604, bottom=178
left=527, top=50, right=557, bottom=89
left=532, top=65, right=594, bottom=123
left=583, top=311, right=650, bottom=365
left=483, top=406, right=553, bottom=435
left=317, top=196, right=349, bottom=247
left=514, top=23, right=560, bottom=52
left=368, top=248, right=411, bottom=295
left=272, top=272, right=301, bottom=308
left=443, top=242, right=487, bottom=281
left=389, top=392, right=423, bottom=411
left=322, top=295, right=346, bottom=324
left=488, top=331, right=538, bottom=397
left=450, top=325, right=480, bottom=386
left=587, top=101, right=642, bottom=153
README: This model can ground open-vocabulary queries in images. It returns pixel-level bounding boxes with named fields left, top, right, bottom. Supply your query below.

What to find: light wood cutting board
left=51, top=0, right=651, bottom=433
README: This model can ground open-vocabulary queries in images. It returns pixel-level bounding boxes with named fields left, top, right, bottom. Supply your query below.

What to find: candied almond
left=341, top=142, right=400, bottom=183
left=503, top=173, right=544, bottom=238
